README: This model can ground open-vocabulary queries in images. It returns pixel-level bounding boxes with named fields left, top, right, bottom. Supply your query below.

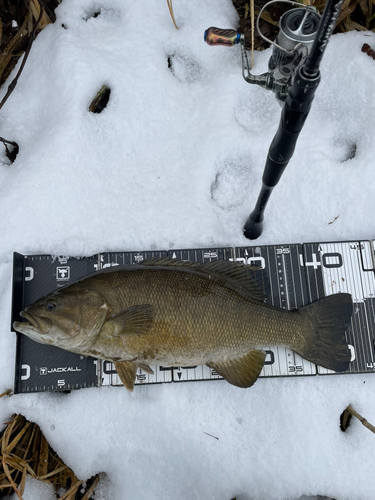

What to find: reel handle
left=204, top=27, right=242, bottom=47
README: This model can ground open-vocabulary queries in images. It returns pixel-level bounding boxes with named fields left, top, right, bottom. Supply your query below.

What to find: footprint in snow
left=83, top=6, right=121, bottom=23
left=210, top=157, right=254, bottom=210
left=167, top=52, right=202, bottom=84
left=331, top=136, right=357, bottom=163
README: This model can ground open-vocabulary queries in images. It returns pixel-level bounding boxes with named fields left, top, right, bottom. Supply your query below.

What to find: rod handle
left=204, top=27, right=241, bottom=47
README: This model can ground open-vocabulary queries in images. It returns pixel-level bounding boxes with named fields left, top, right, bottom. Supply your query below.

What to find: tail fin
left=294, top=293, right=353, bottom=372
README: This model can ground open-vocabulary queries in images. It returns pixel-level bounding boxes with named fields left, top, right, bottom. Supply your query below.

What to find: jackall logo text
left=40, top=366, right=82, bottom=375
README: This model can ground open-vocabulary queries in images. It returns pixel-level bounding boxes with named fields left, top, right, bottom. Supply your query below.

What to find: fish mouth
left=13, top=312, right=52, bottom=335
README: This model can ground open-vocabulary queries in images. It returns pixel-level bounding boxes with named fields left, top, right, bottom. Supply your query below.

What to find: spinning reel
left=205, top=0, right=321, bottom=102
left=204, top=0, right=344, bottom=239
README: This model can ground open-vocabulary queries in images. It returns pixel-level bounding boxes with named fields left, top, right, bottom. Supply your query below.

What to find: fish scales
left=76, top=267, right=302, bottom=365
left=13, top=259, right=353, bottom=391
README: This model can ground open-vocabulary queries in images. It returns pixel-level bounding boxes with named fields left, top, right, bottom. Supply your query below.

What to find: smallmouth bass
left=13, top=259, right=353, bottom=391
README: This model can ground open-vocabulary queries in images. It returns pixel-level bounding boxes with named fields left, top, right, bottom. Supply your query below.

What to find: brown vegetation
left=0, top=411, right=101, bottom=500
left=232, top=0, right=375, bottom=51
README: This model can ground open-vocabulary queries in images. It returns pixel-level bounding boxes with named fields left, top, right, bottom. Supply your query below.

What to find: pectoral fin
left=114, top=361, right=138, bottom=392
left=108, top=305, right=154, bottom=336
left=207, top=350, right=266, bottom=388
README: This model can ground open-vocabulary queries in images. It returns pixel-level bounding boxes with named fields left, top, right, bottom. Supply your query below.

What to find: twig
left=0, top=15, right=29, bottom=80
left=57, top=479, right=84, bottom=500
left=0, top=137, right=17, bottom=147
left=81, top=475, right=101, bottom=500
left=251, top=0, right=254, bottom=68
left=341, top=405, right=375, bottom=434
left=0, top=1, right=44, bottom=111
left=37, top=464, right=69, bottom=480
left=328, top=215, right=339, bottom=225
left=0, top=1, right=44, bottom=161
left=2, top=455, right=24, bottom=500
left=29, top=0, right=52, bottom=30
left=0, top=389, right=12, bottom=399
left=37, top=0, right=56, bottom=23
left=204, top=432, right=219, bottom=440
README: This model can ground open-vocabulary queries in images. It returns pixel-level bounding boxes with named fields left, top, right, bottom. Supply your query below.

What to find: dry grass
left=232, top=0, right=375, bottom=51
left=313, top=0, right=375, bottom=31
left=166, top=0, right=178, bottom=30
left=0, top=0, right=56, bottom=89
left=340, top=404, right=375, bottom=433
left=0, top=412, right=101, bottom=500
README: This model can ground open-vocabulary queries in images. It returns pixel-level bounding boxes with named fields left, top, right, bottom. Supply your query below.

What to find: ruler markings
left=318, top=243, right=352, bottom=373
left=363, top=242, right=375, bottom=296
left=316, top=241, right=375, bottom=374
left=296, top=246, right=307, bottom=306
left=313, top=244, right=322, bottom=300
left=266, top=246, right=275, bottom=307
left=365, top=300, right=375, bottom=365
left=353, top=244, right=371, bottom=369
left=291, top=245, right=314, bottom=374
left=14, top=243, right=375, bottom=392
left=346, top=244, right=357, bottom=297
left=346, top=244, right=361, bottom=373
left=281, top=248, right=294, bottom=374
left=355, top=244, right=371, bottom=366
left=303, top=244, right=314, bottom=302
left=289, top=247, right=298, bottom=309
left=282, top=250, right=290, bottom=309
left=271, top=247, right=283, bottom=376
left=347, top=244, right=366, bottom=373
left=361, top=243, right=375, bottom=365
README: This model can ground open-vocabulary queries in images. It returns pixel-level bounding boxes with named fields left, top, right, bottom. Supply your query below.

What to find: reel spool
left=205, top=1, right=321, bottom=102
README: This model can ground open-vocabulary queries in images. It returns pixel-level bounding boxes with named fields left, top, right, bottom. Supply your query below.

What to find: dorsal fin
left=139, top=258, right=269, bottom=302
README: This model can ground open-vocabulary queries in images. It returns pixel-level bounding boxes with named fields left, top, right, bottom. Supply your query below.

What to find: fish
left=13, top=258, right=353, bottom=391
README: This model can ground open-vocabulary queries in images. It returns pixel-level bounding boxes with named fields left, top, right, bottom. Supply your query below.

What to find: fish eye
left=45, top=301, right=56, bottom=311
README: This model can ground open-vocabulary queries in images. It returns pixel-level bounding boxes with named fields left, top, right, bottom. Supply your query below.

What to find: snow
left=9, top=477, right=55, bottom=500
left=1, top=0, right=375, bottom=499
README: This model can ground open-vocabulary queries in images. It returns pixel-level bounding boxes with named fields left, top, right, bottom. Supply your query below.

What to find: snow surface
left=1, top=0, right=375, bottom=498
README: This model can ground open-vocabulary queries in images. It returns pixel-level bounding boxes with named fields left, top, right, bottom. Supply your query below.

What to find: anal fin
left=207, top=350, right=266, bottom=388
left=138, top=363, right=154, bottom=375
left=115, top=361, right=138, bottom=392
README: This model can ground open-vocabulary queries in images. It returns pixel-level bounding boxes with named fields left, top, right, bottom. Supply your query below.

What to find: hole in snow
left=83, top=6, right=121, bottom=22
left=343, top=143, right=357, bottom=162
left=0, top=139, right=19, bottom=164
left=331, top=137, right=357, bottom=163
left=167, top=52, right=202, bottom=83
left=340, top=407, right=352, bottom=432
left=89, top=85, right=111, bottom=113
left=84, top=8, right=102, bottom=20
left=297, top=497, right=337, bottom=500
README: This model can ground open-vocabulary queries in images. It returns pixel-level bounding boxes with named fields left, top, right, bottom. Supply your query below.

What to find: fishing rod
left=204, top=0, right=344, bottom=239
